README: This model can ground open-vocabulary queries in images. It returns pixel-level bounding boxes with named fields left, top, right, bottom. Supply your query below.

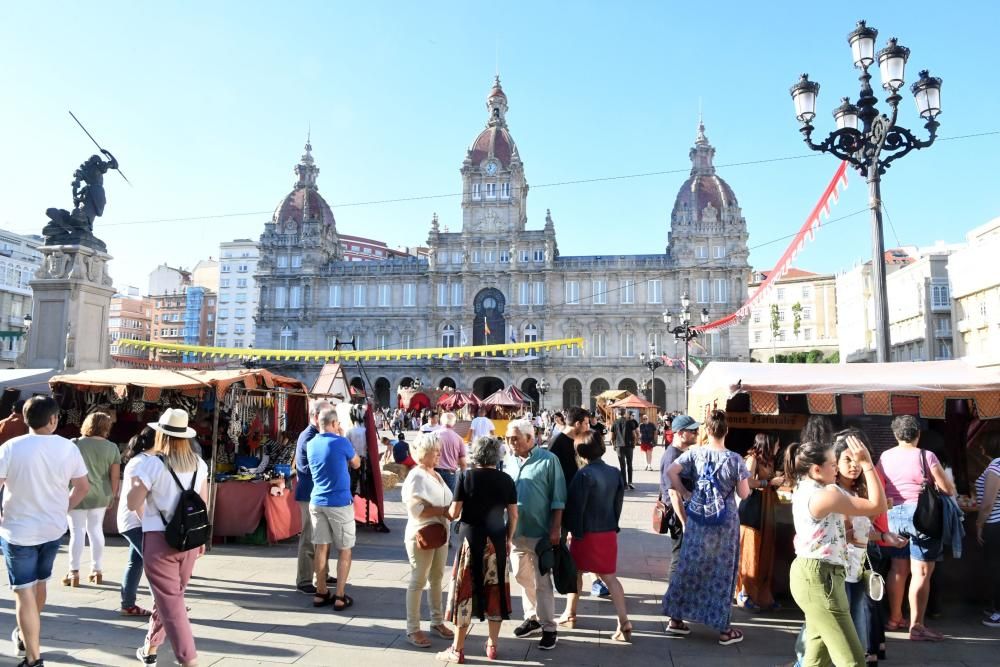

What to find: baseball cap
left=671, top=415, right=700, bottom=432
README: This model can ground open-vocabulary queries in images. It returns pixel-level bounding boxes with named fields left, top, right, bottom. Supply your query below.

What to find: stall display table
left=213, top=480, right=301, bottom=543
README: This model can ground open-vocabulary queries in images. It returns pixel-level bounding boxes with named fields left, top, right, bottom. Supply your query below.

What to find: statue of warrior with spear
left=43, top=112, right=129, bottom=252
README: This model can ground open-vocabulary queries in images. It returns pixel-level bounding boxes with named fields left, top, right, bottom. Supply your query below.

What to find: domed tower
left=667, top=119, right=750, bottom=269
left=260, top=138, right=342, bottom=269
left=460, top=76, right=528, bottom=235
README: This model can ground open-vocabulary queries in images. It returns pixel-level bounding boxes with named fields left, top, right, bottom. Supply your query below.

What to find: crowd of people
left=1, top=394, right=999, bottom=666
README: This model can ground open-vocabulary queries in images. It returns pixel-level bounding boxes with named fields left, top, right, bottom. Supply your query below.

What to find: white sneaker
left=984, top=613, right=1000, bottom=628
left=11, top=627, right=24, bottom=656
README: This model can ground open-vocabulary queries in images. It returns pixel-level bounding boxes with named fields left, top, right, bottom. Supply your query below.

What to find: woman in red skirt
left=564, top=430, right=631, bottom=641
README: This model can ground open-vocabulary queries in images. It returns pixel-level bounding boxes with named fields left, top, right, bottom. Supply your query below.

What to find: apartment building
left=748, top=268, right=839, bottom=361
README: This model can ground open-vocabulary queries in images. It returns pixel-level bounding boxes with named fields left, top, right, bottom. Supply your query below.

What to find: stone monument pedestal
left=22, top=245, right=115, bottom=371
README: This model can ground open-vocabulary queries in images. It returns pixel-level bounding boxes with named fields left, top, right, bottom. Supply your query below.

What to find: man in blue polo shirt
left=506, top=418, right=567, bottom=651
left=307, top=406, right=361, bottom=612
left=294, top=399, right=332, bottom=595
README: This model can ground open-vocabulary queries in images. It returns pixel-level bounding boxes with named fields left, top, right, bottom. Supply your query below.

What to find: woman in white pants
left=64, top=412, right=120, bottom=586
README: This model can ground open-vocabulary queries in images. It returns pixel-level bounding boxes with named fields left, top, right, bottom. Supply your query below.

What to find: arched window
left=442, top=324, right=457, bottom=348
left=279, top=325, right=296, bottom=351
left=523, top=323, right=539, bottom=343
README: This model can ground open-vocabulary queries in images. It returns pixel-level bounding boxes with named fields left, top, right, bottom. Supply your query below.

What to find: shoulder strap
left=157, top=454, right=187, bottom=493
left=919, top=449, right=931, bottom=482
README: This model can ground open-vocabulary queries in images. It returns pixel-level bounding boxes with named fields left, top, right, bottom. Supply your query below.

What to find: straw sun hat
left=148, top=408, right=196, bottom=438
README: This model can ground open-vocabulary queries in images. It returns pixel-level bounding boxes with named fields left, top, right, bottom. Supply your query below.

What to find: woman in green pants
left=784, top=436, right=886, bottom=667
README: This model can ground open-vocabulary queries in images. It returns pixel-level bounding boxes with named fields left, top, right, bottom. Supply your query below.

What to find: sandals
left=557, top=614, right=577, bottom=629
left=484, top=640, right=498, bottom=660
left=312, top=591, right=335, bottom=607
left=431, top=624, right=454, bottom=639
left=333, top=594, right=354, bottom=612
left=611, top=622, right=633, bottom=643
left=885, top=618, right=908, bottom=631
left=406, top=632, right=432, bottom=648
left=89, top=571, right=103, bottom=585
left=62, top=571, right=80, bottom=587
left=909, top=624, right=945, bottom=642
left=135, top=646, right=158, bottom=664
left=120, top=605, right=152, bottom=617
left=718, top=628, right=744, bottom=646
left=736, top=592, right=762, bottom=613
left=666, top=619, right=691, bottom=635
left=435, top=647, right=465, bottom=664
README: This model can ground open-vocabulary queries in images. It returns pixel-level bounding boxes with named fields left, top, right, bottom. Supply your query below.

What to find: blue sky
left=2, top=1, right=997, bottom=292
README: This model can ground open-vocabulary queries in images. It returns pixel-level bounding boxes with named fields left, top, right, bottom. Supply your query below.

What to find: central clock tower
left=460, top=76, right=528, bottom=235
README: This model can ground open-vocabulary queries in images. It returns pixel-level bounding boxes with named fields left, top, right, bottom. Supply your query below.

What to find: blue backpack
left=685, top=458, right=731, bottom=526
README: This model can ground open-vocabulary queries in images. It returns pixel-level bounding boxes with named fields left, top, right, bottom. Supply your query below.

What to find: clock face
left=485, top=161, right=498, bottom=176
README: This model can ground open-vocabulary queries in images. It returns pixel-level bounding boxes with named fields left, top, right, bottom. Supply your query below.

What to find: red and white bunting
left=696, top=161, right=849, bottom=334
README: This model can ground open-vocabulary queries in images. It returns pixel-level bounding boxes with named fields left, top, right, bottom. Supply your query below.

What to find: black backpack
left=156, top=456, right=210, bottom=551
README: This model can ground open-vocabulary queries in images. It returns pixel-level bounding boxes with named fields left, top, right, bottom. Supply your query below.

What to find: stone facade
left=748, top=268, right=839, bottom=362
left=255, top=79, right=750, bottom=411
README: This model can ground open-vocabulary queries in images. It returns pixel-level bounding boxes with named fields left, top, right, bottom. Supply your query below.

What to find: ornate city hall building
left=255, top=78, right=750, bottom=411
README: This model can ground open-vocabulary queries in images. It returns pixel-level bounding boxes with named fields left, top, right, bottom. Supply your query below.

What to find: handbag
left=913, top=450, right=944, bottom=539
left=861, top=550, right=885, bottom=601
left=738, top=488, right=763, bottom=530
left=415, top=522, right=447, bottom=550
left=653, top=493, right=683, bottom=538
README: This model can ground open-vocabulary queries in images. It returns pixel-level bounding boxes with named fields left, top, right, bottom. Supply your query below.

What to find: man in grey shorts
left=306, top=406, right=361, bottom=611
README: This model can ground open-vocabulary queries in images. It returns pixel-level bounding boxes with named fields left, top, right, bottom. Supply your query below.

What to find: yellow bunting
left=117, top=337, right=586, bottom=362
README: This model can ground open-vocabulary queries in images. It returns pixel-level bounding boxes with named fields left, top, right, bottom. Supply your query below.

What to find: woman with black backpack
left=127, top=409, right=209, bottom=667
left=662, top=410, right=751, bottom=646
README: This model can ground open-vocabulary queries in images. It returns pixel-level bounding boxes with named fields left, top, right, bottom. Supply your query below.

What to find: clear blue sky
left=2, top=1, right=997, bottom=292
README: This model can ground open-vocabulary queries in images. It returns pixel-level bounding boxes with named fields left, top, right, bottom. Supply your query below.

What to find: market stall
left=686, top=359, right=1000, bottom=600
left=608, top=392, right=658, bottom=422
left=48, top=368, right=310, bottom=544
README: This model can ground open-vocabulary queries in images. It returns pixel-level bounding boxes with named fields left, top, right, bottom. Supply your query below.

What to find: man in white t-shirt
left=0, top=396, right=89, bottom=666
left=469, top=414, right=496, bottom=441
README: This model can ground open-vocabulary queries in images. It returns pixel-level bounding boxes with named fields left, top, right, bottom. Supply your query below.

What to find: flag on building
left=484, top=316, right=491, bottom=337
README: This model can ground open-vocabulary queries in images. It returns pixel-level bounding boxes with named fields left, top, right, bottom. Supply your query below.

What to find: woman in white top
left=127, top=409, right=208, bottom=667
left=784, top=436, right=886, bottom=667
left=117, top=427, right=156, bottom=617
left=401, top=432, right=455, bottom=649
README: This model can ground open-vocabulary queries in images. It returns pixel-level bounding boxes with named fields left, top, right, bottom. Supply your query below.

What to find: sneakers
left=296, top=583, right=318, bottom=595
left=538, top=631, right=558, bottom=650
left=591, top=580, right=611, bottom=598
left=513, top=619, right=542, bottom=638
left=984, top=613, right=1000, bottom=628
left=135, top=646, right=157, bottom=664
left=12, top=627, right=24, bottom=656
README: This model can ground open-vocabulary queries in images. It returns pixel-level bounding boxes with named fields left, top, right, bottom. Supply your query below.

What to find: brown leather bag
left=653, top=495, right=672, bottom=534
left=415, top=522, right=447, bottom=550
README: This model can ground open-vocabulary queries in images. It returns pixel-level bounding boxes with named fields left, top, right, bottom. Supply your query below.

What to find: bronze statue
left=43, top=150, right=118, bottom=251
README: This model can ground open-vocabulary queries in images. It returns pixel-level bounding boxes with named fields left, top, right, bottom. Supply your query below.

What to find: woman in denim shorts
left=875, top=416, right=955, bottom=642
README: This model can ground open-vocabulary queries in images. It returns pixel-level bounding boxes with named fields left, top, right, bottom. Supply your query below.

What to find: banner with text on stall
left=695, top=161, right=849, bottom=333
left=117, top=337, right=585, bottom=362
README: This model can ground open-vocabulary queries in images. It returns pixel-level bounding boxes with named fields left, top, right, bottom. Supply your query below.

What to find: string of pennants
left=117, top=337, right=585, bottom=363
left=695, top=161, right=850, bottom=333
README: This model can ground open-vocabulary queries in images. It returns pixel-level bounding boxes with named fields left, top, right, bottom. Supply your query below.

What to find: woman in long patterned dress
left=736, top=432, right=785, bottom=612
left=662, top=410, right=751, bottom=645
left=438, top=436, right=518, bottom=663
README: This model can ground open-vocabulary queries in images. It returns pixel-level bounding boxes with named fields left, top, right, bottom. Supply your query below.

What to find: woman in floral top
left=785, top=436, right=887, bottom=667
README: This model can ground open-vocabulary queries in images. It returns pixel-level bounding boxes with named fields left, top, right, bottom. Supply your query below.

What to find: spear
left=68, top=110, right=131, bottom=185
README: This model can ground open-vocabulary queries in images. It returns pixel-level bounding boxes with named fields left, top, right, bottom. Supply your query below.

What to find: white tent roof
left=689, top=361, right=1000, bottom=419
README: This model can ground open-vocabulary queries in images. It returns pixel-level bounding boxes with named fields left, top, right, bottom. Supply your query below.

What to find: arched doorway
left=653, top=378, right=667, bottom=412
left=589, top=378, right=610, bottom=411
left=473, top=376, right=504, bottom=399
left=521, top=378, right=539, bottom=407
left=562, top=379, right=583, bottom=410
left=374, top=377, right=391, bottom=408
left=438, top=377, right=457, bottom=390
left=618, top=378, right=639, bottom=396
left=399, top=376, right=415, bottom=388
left=473, top=288, right=506, bottom=349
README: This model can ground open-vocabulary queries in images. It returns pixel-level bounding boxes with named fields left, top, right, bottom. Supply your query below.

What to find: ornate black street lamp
left=638, top=343, right=664, bottom=404
left=240, top=344, right=259, bottom=369
left=537, top=378, right=549, bottom=411
left=790, top=20, right=942, bottom=363
left=664, top=294, right=709, bottom=410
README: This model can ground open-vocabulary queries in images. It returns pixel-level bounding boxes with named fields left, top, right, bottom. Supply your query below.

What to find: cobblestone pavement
left=1, top=444, right=997, bottom=665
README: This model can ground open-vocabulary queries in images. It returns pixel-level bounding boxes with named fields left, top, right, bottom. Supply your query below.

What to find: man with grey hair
left=436, top=412, right=467, bottom=492
left=294, top=398, right=333, bottom=595
left=307, top=407, right=361, bottom=610
left=506, top=418, right=567, bottom=650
